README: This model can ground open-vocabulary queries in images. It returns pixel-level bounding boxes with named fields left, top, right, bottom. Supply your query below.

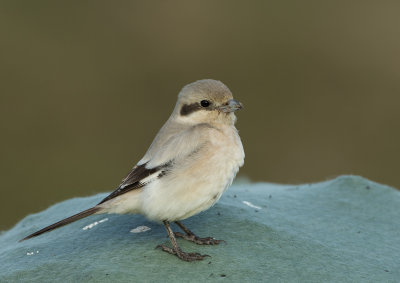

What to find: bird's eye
left=200, top=100, right=211, bottom=107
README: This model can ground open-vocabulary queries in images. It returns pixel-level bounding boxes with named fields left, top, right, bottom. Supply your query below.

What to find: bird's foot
left=156, top=244, right=209, bottom=262
left=174, top=232, right=225, bottom=245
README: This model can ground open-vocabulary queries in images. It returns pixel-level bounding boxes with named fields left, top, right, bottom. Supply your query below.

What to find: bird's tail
left=19, top=206, right=101, bottom=242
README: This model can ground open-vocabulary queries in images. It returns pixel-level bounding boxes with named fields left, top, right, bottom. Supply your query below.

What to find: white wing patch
left=138, top=170, right=163, bottom=187
left=119, top=170, right=162, bottom=189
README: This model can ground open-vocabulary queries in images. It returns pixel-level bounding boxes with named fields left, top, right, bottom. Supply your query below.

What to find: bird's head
left=173, top=79, right=243, bottom=126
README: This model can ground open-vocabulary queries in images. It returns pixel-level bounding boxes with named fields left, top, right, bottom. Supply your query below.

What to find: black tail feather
left=19, top=206, right=101, bottom=242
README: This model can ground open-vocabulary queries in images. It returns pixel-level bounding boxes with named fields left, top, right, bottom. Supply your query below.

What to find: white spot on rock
left=242, top=201, right=262, bottom=210
left=82, top=218, right=108, bottom=230
left=26, top=250, right=39, bottom=256
left=130, top=226, right=151, bottom=233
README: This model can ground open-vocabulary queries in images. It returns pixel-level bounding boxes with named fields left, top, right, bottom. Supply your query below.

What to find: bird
left=20, top=79, right=245, bottom=261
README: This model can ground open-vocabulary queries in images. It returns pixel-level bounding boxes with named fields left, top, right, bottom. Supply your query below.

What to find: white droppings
left=82, top=218, right=108, bottom=230
left=242, top=201, right=262, bottom=210
left=130, top=226, right=151, bottom=233
left=26, top=250, right=39, bottom=256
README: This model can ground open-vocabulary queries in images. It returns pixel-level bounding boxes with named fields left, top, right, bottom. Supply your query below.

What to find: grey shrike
left=20, top=79, right=245, bottom=261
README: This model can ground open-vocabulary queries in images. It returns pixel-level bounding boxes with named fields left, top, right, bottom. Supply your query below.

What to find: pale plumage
left=20, top=79, right=244, bottom=261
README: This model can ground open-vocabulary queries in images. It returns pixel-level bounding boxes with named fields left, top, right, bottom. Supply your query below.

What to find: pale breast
left=139, top=124, right=244, bottom=221
left=210, top=125, right=244, bottom=192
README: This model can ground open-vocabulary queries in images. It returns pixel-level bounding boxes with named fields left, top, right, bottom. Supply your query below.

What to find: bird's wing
left=97, top=161, right=171, bottom=204
left=97, top=123, right=214, bottom=205
left=142, top=123, right=214, bottom=168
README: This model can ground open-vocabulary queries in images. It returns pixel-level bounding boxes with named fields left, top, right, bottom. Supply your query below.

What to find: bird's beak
left=219, top=99, right=243, bottom=113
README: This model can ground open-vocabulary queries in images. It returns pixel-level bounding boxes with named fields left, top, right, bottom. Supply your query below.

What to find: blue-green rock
left=1, top=176, right=399, bottom=282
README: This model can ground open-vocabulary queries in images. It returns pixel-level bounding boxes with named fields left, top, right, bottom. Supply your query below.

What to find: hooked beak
left=219, top=99, right=243, bottom=113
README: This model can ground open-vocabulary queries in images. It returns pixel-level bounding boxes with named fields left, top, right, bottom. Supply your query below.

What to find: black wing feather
left=97, top=162, right=171, bottom=205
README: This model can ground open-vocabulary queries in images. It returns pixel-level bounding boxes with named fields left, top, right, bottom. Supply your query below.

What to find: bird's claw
left=174, top=232, right=225, bottom=245
left=156, top=244, right=210, bottom=261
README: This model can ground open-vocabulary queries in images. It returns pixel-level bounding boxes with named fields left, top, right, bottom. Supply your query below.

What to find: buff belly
left=139, top=152, right=242, bottom=222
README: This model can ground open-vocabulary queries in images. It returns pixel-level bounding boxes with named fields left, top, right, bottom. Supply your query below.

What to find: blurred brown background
left=1, top=1, right=399, bottom=230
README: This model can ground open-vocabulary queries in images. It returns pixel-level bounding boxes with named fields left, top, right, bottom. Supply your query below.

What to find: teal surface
left=1, top=176, right=399, bottom=282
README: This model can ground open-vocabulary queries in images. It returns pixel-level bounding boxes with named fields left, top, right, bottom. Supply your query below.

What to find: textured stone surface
left=1, top=176, right=399, bottom=282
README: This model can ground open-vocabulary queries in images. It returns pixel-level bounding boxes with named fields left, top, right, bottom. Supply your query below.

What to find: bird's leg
left=174, top=221, right=225, bottom=245
left=156, top=220, right=209, bottom=261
